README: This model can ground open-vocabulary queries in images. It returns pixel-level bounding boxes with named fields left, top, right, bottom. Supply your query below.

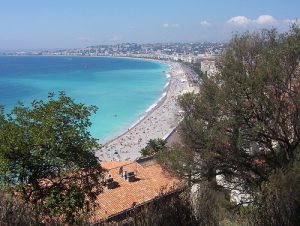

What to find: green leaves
left=0, top=92, right=103, bottom=223
left=140, top=138, right=167, bottom=157
left=156, top=26, right=300, bottom=226
left=174, top=26, right=300, bottom=190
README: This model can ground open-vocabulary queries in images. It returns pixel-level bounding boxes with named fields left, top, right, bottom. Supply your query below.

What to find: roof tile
left=93, top=159, right=181, bottom=221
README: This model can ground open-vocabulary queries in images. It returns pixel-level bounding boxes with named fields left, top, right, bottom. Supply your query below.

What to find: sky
left=0, top=0, right=299, bottom=50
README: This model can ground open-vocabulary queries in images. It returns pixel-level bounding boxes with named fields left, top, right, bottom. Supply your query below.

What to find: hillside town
left=2, top=42, right=224, bottom=77
left=3, top=42, right=224, bottom=61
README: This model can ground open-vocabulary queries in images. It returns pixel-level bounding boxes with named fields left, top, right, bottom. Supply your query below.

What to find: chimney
left=125, top=171, right=136, bottom=182
left=121, top=169, right=136, bottom=182
left=119, top=166, right=123, bottom=175
left=106, top=174, right=115, bottom=189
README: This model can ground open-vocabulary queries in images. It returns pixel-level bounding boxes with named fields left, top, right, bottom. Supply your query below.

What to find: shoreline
left=3, top=55, right=173, bottom=147
left=100, top=62, right=172, bottom=146
left=96, top=61, right=198, bottom=161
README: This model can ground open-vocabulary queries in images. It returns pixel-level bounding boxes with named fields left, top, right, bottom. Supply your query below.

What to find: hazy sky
left=1, top=0, right=299, bottom=50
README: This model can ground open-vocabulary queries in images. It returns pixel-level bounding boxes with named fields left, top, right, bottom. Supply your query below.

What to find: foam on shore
left=164, top=81, right=170, bottom=88
left=128, top=90, right=168, bottom=131
left=145, top=91, right=167, bottom=113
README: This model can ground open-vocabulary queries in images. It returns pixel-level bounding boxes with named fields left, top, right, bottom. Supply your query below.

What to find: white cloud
left=225, top=15, right=299, bottom=35
left=227, top=15, right=280, bottom=26
left=227, top=15, right=278, bottom=27
left=162, top=23, right=179, bottom=28
left=255, top=15, right=276, bottom=25
left=200, top=20, right=211, bottom=27
left=227, top=16, right=251, bottom=26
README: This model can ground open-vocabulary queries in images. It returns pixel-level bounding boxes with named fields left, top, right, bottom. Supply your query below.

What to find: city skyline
left=1, top=0, right=299, bottom=50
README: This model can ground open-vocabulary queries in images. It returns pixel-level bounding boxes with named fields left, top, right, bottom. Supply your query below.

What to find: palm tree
left=140, top=139, right=167, bottom=157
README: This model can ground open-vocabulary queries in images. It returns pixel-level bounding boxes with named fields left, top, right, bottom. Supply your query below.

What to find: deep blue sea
left=0, top=56, right=168, bottom=142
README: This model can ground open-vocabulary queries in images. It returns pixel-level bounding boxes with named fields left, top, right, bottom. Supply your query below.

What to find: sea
left=0, top=56, right=168, bottom=142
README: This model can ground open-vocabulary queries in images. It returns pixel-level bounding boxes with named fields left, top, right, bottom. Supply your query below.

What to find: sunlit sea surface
left=0, top=56, right=168, bottom=142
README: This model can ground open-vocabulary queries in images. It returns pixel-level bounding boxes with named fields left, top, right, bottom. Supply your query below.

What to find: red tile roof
left=92, top=159, right=181, bottom=222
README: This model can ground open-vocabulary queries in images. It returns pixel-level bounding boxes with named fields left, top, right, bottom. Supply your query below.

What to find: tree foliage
left=140, top=138, right=167, bottom=157
left=178, top=26, right=300, bottom=188
left=0, top=92, right=104, bottom=223
left=159, top=26, right=300, bottom=225
left=191, top=62, right=204, bottom=79
left=249, top=151, right=300, bottom=226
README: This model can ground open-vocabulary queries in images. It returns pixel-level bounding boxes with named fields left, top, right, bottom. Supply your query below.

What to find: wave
left=158, top=92, right=167, bottom=101
left=128, top=91, right=167, bottom=131
left=164, top=81, right=170, bottom=88
left=145, top=103, right=158, bottom=113
left=128, top=115, right=146, bottom=130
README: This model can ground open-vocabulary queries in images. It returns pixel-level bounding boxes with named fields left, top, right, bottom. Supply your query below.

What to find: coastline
left=2, top=55, right=196, bottom=161
left=3, top=55, right=169, bottom=143
left=98, top=59, right=171, bottom=144
left=96, top=61, right=198, bottom=161
left=100, top=62, right=172, bottom=145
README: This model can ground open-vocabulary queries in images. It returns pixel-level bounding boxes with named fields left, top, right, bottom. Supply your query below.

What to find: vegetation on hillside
left=158, top=26, right=300, bottom=226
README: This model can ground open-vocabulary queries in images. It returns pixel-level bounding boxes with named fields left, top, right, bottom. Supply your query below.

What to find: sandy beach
left=95, top=61, right=198, bottom=161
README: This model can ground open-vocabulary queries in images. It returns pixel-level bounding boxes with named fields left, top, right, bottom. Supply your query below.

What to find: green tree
left=250, top=153, right=300, bottom=226
left=140, top=138, right=167, bottom=157
left=159, top=26, right=300, bottom=225
left=181, top=26, right=300, bottom=186
left=0, top=92, right=103, bottom=224
left=191, top=62, right=204, bottom=79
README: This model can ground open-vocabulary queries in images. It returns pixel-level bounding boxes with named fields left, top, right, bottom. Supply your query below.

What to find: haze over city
left=1, top=0, right=299, bottom=50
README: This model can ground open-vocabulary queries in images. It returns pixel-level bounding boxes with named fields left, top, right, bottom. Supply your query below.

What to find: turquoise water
left=0, top=56, right=168, bottom=142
